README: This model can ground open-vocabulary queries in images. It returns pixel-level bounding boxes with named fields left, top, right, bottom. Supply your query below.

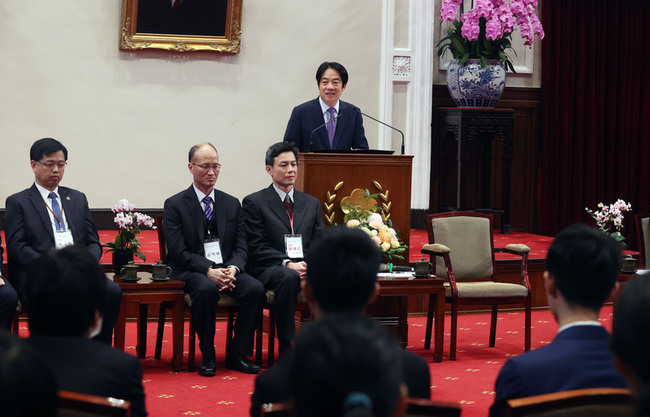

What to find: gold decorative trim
left=322, top=180, right=394, bottom=226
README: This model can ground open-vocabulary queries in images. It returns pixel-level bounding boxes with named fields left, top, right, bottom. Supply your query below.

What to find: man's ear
left=391, top=383, right=409, bottom=417
left=365, top=282, right=381, bottom=307
left=543, top=271, right=557, bottom=298
left=301, top=280, right=323, bottom=318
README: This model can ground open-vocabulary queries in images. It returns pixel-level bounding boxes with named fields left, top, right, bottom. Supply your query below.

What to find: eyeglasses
left=191, top=163, right=221, bottom=171
left=35, top=160, right=67, bottom=170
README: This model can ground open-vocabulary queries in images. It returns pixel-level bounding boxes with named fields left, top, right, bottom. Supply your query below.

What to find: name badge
left=54, top=230, right=74, bottom=249
left=204, top=239, right=224, bottom=265
left=285, top=234, right=304, bottom=259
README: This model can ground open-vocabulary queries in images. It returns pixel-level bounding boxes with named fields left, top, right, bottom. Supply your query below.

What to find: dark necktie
left=202, top=196, right=213, bottom=220
left=326, top=107, right=337, bottom=147
left=48, top=191, right=64, bottom=231
left=283, top=194, right=294, bottom=217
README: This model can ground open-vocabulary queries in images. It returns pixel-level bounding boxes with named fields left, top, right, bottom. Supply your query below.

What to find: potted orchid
left=585, top=199, right=633, bottom=248
left=104, top=199, right=156, bottom=273
left=437, top=0, right=545, bottom=106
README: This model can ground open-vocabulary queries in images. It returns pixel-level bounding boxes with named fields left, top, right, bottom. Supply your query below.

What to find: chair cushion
left=218, top=294, right=239, bottom=308
left=432, top=216, right=493, bottom=280
left=265, top=290, right=306, bottom=305
left=444, top=282, right=529, bottom=298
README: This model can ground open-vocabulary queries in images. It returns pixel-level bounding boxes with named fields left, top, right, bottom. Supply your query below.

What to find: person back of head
left=546, top=223, right=621, bottom=311
left=30, top=137, right=68, bottom=161
left=25, top=245, right=107, bottom=338
left=0, top=331, right=58, bottom=417
left=288, top=314, right=406, bottom=417
left=306, top=226, right=381, bottom=314
left=611, top=274, right=650, bottom=414
left=265, top=141, right=299, bottom=167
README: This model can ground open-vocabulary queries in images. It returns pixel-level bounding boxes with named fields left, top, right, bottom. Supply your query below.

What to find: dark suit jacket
left=283, top=98, right=369, bottom=152
left=489, top=325, right=627, bottom=417
left=163, top=186, right=247, bottom=275
left=4, top=184, right=101, bottom=295
left=26, top=336, right=147, bottom=417
left=250, top=349, right=431, bottom=417
left=242, top=185, right=323, bottom=282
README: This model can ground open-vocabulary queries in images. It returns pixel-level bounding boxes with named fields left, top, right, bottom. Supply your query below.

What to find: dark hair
left=30, top=138, right=68, bottom=161
left=0, top=331, right=58, bottom=417
left=611, top=274, right=650, bottom=416
left=288, top=314, right=403, bottom=417
left=188, top=142, right=218, bottom=162
left=24, top=245, right=108, bottom=337
left=265, top=142, right=299, bottom=166
left=546, top=224, right=621, bottom=311
left=316, top=62, right=349, bottom=86
left=306, top=226, right=381, bottom=314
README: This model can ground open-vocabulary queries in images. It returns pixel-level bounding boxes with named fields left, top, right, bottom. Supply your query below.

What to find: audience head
left=315, top=62, right=348, bottom=108
left=288, top=314, right=406, bottom=417
left=611, top=275, right=650, bottom=403
left=25, top=245, right=108, bottom=338
left=265, top=142, right=299, bottom=192
left=30, top=138, right=68, bottom=191
left=305, top=226, right=382, bottom=315
left=264, top=141, right=299, bottom=167
left=187, top=143, right=220, bottom=194
left=545, top=223, right=621, bottom=312
left=0, top=331, right=58, bottom=417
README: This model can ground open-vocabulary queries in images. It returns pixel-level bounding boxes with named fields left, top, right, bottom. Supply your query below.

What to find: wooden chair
left=636, top=213, right=650, bottom=268
left=262, top=398, right=461, bottom=417
left=58, top=390, right=131, bottom=417
left=153, top=214, right=241, bottom=371
left=421, top=211, right=531, bottom=360
left=506, top=387, right=633, bottom=417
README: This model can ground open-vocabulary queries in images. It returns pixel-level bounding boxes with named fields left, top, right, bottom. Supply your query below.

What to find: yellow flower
left=346, top=219, right=361, bottom=228
left=380, top=242, right=391, bottom=252
left=391, top=240, right=400, bottom=249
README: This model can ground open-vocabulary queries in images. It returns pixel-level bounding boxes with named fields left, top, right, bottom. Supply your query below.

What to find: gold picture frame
left=120, top=0, right=242, bottom=53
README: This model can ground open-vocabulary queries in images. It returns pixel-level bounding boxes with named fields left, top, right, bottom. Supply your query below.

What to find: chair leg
left=524, top=298, right=531, bottom=352
left=154, top=301, right=169, bottom=360
left=268, top=307, right=276, bottom=367
left=188, top=316, right=196, bottom=372
left=11, top=313, right=19, bottom=336
left=450, top=302, right=458, bottom=361
left=225, top=311, right=234, bottom=354
left=137, top=304, right=149, bottom=358
left=489, top=305, right=498, bottom=348
left=255, top=309, right=264, bottom=366
left=424, top=293, right=435, bottom=350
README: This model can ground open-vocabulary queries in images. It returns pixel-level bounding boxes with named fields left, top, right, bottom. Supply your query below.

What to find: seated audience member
left=0, top=331, right=58, bottom=417
left=611, top=274, right=650, bottom=417
left=288, top=314, right=407, bottom=417
left=24, top=245, right=147, bottom=417
left=0, top=235, right=19, bottom=331
left=489, top=224, right=627, bottom=417
left=250, top=226, right=431, bottom=417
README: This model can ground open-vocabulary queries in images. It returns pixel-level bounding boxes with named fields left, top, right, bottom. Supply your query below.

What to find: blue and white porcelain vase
left=446, top=59, right=506, bottom=107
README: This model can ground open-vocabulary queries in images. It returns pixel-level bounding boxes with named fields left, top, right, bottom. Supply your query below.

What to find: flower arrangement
left=585, top=199, right=632, bottom=247
left=342, top=189, right=407, bottom=260
left=104, top=199, right=156, bottom=261
left=437, top=0, right=545, bottom=72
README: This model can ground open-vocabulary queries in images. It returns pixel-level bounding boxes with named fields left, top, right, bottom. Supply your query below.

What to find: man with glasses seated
left=163, top=143, right=265, bottom=377
left=4, top=138, right=122, bottom=345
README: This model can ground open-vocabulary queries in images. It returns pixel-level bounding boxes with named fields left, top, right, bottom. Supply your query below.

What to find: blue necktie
left=203, top=196, right=213, bottom=220
left=48, top=191, right=64, bottom=231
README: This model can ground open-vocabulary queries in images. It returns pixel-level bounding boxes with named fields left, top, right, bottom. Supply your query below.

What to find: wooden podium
left=295, top=152, right=414, bottom=264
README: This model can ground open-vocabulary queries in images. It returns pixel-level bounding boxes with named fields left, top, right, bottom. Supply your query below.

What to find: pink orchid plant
left=585, top=199, right=633, bottom=247
left=104, top=199, right=156, bottom=261
left=437, top=0, right=545, bottom=72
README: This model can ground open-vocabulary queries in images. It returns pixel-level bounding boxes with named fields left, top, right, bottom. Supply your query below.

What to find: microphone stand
left=359, top=111, right=405, bottom=155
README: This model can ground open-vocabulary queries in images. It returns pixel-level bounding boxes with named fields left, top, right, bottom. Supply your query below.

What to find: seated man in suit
left=4, top=138, right=121, bottom=344
left=164, top=143, right=265, bottom=377
left=283, top=61, right=369, bottom=152
left=489, top=224, right=627, bottom=417
left=24, top=245, right=147, bottom=417
left=243, top=142, right=324, bottom=356
left=250, top=226, right=431, bottom=417
left=0, top=236, right=19, bottom=331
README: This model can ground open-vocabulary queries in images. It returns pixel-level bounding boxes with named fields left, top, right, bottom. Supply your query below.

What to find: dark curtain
left=538, top=0, right=650, bottom=246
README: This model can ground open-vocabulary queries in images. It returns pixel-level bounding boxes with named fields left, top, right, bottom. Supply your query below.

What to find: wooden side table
left=110, top=273, right=185, bottom=372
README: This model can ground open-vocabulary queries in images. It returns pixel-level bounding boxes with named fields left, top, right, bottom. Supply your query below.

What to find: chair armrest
left=496, top=244, right=531, bottom=256
left=421, top=243, right=451, bottom=255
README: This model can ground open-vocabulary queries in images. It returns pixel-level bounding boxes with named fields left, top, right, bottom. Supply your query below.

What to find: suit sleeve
left=242, top=195, right=288, bottom=268
left=222, top=200, right=248, bottom=272
left=283, top=106, right=307, bottom=151
left=351, top=106, right=369, bottom=150
left=78, top=193, right=102, bottom=261
left=402, top=351, right=431, bottom=399
left=123, top=355, right=148, bottom=417
left=4, top=195, right=42, bottom=266
left=489, top=358, right=523, bottom=417
left=163, top=198, right=212, bottom=274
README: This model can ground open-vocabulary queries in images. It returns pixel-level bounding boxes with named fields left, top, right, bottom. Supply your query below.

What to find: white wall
left=0, top=0, right=383, bottom=209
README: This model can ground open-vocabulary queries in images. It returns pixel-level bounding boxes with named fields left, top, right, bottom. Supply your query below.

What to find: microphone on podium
left=357, top=109, right=405, bottom=155
left=309, top=111, right=344, bottom=152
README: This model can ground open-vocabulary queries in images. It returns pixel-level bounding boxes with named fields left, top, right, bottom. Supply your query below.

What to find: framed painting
left=120, top=0, right=242, bottom=53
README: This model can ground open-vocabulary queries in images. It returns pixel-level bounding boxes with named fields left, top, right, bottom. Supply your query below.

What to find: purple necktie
left=326, top=107, right=337, bottom=148
left=202, top=196, right=213, bottom=220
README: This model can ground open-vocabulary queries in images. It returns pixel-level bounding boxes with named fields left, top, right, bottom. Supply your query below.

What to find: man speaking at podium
left=283, top=62, right=369, bottom=152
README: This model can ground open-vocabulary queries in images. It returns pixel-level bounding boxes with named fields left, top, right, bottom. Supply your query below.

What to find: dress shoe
left=225, top=352, right=261, bottom=374
left=198, top=358, right=216, bottom=377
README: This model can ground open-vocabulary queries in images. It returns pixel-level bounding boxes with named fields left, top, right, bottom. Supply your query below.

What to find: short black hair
left=188, top=142, right=218, bottom=162
left=306, top=226, right=381, bottom=314
left=288, top=314, right=403, bottom=417
left=316, top=61, right=349, bottom=86
left=546, top=224, right=621, bottom=311
left=265, top=142, right=299, bottom=166
left=24, top=245, right=108, bottom=338
left=30, top=138, right=68, bottom=162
